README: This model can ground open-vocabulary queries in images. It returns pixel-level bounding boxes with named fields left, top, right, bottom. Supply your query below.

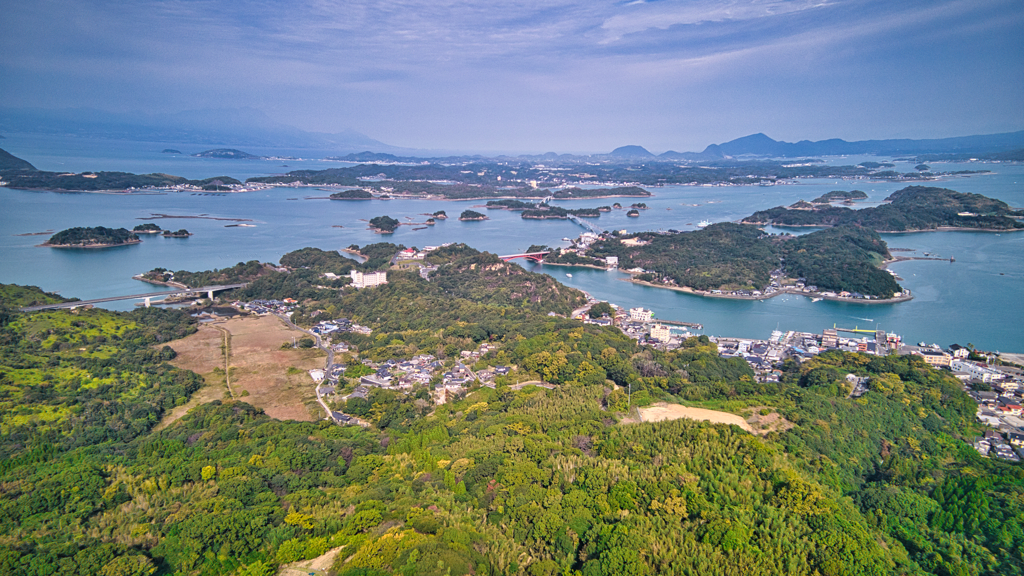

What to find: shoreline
left=41, top=239, right=141, bottom=249
left=624, top=278, right=913, bottom=304
left=745, top=221, right=1023, bottom=234
left=132, top=274, right=190, bottom=289
left=537, top=261, right=611, bottom=272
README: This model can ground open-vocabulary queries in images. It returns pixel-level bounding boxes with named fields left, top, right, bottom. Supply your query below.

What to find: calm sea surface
left=1, top=135, right=1021, bottom=351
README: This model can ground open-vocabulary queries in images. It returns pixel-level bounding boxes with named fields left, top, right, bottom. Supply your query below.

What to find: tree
left=589, top=302, right=614, bottom=319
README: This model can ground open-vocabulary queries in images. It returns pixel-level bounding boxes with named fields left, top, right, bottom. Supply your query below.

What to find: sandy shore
left=638, top=403, right=754, bottom=432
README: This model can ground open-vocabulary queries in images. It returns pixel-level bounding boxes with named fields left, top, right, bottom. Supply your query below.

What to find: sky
left=1, top=0, right=1023, bottom=153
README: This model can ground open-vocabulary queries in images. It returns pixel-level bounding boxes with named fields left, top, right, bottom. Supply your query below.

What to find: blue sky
left=2, top=0, right=1022, bottom=153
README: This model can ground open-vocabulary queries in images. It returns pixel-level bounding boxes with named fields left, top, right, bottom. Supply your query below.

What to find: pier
left=656, top=319, right=704, bottom=330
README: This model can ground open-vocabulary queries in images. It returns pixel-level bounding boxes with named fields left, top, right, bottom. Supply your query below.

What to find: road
left=275, top=313, right=339, bottom=424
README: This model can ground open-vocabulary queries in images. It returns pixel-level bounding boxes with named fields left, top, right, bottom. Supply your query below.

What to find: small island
left=521, top=205, right=602, bottom=220
left=43, top=226, right=140, bottom=248
left=162, top=229, right=192, bottom=238
left=369, top=215, right=400, bottom=233
left=161, top=149, right=182, bottom=154
left=626, top=209, right=640, bottom=217
left=459, top=210, right=488, bottom=221
left=191, top=149, right=263, bottom=159
left=330, top=189, right=373, bottom=200
left=432, top=210, right=448, bottom=219
left=133, top=223, right=163, bottom=234
left=811, top=190, right=868, bottom=204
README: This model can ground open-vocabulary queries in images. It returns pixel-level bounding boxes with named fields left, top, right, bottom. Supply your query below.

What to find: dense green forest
left=369, top=216, right=400, bottom=233
left=549, top=223, right=901, bottom=297
left=459, top=210, right=487, bottom=220
left=45, top=226, right=140, bottom=247
left=2, top=260, right=1020, bottom=575
left=330, top=189, right=373, bottom=199
left=811, top=190, right=868, bottom=203
left=1, top=239, right=1021, bottom=575
left=744, top=186, right=1024, bottom=231
left=0, top=168, right=241, bottom=192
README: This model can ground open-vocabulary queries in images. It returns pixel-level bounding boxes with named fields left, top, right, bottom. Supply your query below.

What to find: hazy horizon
left=2, top=1, right=1023, bottom=153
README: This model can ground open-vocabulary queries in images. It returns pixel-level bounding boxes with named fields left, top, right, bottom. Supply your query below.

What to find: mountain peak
left=609, top=145, right=654, bottom=158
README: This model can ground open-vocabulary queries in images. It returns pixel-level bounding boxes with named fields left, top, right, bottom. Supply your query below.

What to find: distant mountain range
left=2, top=105, right=1021, bottom=161
left=692, top=131, right=1024, bottom=158
left=609, top=132, right=1024, bottom=160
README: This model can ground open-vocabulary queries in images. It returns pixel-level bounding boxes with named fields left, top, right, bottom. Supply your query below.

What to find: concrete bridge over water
left=19, top=284, right=249, bottom=312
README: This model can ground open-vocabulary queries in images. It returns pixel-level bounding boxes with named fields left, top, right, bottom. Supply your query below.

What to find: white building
left=952, top=359, right=1004, bottom=383
left=350, top=270, right=388, bottom=289
left=650, top=324, right=671, bottom=342
left=606, top=256, right=619, bottom=268
left=629, top=307, right=654, bottom=322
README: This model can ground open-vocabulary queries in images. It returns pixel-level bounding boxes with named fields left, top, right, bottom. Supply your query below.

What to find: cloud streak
left=1, top=0, right=1021, bottom=152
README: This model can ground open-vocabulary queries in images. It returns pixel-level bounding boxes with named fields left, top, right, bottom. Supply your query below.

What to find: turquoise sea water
left=0, top=135, right=1021, bottom=351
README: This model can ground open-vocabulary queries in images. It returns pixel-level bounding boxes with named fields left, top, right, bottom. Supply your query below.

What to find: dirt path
left=277, top=546, right=345, bottom=576
left=211, top=325, right=235, bottom=399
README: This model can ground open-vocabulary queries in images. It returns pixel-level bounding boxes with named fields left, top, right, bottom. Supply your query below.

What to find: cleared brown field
left=161, top=315, right=326, bottom=427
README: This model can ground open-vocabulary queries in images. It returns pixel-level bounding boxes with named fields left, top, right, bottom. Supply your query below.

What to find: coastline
left=132, top=274, right=190, bottom=289
left=538, top=261, right=611, bottom=272
left=623, top=278, right=913, bottom=304
left=745, top=221, right=1023, bottom=234
left=41, top=239, right=141, bottom=249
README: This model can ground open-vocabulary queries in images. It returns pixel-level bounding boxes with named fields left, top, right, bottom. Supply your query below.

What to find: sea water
left=0, top=135, right=1021, bottom=351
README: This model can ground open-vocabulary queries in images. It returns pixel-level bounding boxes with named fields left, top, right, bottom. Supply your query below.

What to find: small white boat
left=697, top=220, right=711, bottom=228
left=566, top=273, right=573, bottom=278
left=811, top=297, right=822, bottom=302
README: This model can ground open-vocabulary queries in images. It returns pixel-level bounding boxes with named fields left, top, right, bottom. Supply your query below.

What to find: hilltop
left=0, top=147, right=36, bottom=171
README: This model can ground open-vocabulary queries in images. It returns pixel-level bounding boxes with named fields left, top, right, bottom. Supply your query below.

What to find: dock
left=656, top=319, right=703, bottom=330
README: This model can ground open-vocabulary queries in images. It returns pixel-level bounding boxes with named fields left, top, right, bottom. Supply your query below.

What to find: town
left=218, top=242, right=1024, bottom=465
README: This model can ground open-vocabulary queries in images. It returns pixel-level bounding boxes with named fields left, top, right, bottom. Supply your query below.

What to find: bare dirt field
left=162, top=315, right=326, bottom=425
left=277, top=546, right=345, bottom=576
left=638, top=403, right=755, bottom=433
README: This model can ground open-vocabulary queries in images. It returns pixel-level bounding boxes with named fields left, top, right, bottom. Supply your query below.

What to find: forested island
left=745, top=185, right=1024, bottom=231
left=42, top=226, right=141, bottom=248
left=161, top=229, right=192, bottom=238
left=329, top=189, right=373, bottom=199
left=811, top=189, right=868, bottom=203
left=458, top=209, right=487, bottom=221
left=549, top=223, right=901, bottom=298
left=133, top=223, right=163, bottom=234
left=368, top=215, right=400, bottom=233
left=191, top=148, right=263, bottom=159
left=0, top=239, right=1018, bottom=575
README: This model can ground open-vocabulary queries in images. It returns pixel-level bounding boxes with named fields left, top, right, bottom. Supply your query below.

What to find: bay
left=1, top=136, right=1021, bottom=352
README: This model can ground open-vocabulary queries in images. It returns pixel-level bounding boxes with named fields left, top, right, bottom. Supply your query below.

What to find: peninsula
left=548, top=223, right=903, bottom=300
